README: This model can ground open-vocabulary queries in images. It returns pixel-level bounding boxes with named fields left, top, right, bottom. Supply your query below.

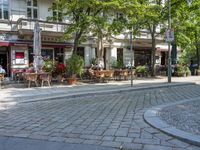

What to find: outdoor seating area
left=85, top=68, right=134, bottom=83
left=10, top=68, right=52, bottom=88
left=24, top=72, right=52, bottom=88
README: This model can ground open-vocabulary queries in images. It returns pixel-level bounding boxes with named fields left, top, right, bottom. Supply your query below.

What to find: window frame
left=27, top=0, right=38, bottom=19
left=52, top=2, right=63, bottom=22
left=0, top=0, right=9, bottom=20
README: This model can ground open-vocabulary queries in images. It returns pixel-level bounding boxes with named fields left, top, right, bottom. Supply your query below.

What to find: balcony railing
left=16, top=18, right=71, bottom=33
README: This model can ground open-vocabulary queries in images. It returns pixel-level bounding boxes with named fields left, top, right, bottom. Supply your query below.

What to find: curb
left=144, top=97, right=200, bottom=146
left=0, top=82, right=195, bottom=104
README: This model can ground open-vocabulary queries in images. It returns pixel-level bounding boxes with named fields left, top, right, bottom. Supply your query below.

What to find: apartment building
left=0, top=0, right=169, bottom=77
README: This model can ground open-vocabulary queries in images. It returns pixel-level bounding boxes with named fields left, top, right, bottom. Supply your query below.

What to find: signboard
left=166, top=29, right=174, bottom=42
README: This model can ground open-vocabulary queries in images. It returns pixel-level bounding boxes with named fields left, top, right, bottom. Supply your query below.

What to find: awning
left=0, top=41, right=10, bottom=46
left=0, top=40, right=73, bottom=48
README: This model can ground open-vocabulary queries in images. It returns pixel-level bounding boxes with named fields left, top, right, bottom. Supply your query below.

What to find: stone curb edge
left=0, top=82, right=195, bottom=104
left=143, top=97, right=200, bottom=146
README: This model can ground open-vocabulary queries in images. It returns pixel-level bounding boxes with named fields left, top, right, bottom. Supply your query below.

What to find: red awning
left=0, top=41, right=10, bottom=46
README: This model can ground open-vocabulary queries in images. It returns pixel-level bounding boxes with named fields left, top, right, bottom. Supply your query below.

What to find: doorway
left=0, top=53, right=7, bottom=75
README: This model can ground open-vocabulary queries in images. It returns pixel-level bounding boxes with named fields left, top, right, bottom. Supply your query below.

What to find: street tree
left=173, top=0, right=200, bottom=67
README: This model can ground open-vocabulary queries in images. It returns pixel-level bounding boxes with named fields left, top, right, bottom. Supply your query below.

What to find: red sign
left=15, top=52, right=24, bottom=59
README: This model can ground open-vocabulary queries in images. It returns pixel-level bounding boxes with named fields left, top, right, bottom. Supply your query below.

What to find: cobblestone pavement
left=160, top=99, right=200, bottom=136
left=0, top=85, right=200, bottom=150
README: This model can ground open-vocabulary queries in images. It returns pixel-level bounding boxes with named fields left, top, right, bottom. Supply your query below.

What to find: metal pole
left=167, top=0, right=172, bottom=83
left=130, top=30, right=133, bottom=87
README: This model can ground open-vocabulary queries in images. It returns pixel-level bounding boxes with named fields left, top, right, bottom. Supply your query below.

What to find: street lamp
left=130, top=30, right=133, bottom=87
left=167, top=0, right=172, bottom=83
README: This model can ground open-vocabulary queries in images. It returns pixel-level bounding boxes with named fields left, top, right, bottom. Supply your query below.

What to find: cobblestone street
left=0, top=84, right=200, bottom=150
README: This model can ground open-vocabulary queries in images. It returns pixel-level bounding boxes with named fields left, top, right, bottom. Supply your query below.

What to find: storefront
left=0, top=40, right=73, bottom=77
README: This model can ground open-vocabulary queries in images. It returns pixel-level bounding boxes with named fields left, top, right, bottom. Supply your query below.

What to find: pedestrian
left=0, top=65, right=6, bottom=74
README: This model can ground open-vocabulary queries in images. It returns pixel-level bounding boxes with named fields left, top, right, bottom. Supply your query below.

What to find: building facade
left=0, top=0, right=170, bottom=77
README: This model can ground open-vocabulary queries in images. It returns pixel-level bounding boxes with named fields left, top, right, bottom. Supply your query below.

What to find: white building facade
left=0, top=0, right=170, bottom=76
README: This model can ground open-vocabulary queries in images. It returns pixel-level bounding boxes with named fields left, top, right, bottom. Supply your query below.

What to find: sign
left=166, top=29, right=174, bottom=42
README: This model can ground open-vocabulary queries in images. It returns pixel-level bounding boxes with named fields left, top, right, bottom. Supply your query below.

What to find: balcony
left=16, top=18, right=71, bottom=37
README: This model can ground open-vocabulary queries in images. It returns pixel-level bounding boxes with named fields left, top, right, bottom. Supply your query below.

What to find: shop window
left=0, top=0, right=9, bottom=20
left=41, top=49, right=53, bottom=60
left=27, top=0, right=38, bottom=19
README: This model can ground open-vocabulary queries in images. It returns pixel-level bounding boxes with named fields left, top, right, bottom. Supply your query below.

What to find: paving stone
left=101, top=141, right=122, bottom=148
left=0, top=84, right=199, bottom=150
left=103, top=129, right=117, bottom=136
left=102, top=136, right=115, bottom=141
left=168, top=139, right=190, bottom=148
left=80, top=135, right=102, bottom=140
left=115, top=128, right=129, bottom=137
left=83, top=139, right=102, bottom=145
left=134, top=138, right=160, bottom=145
left=121, top=143, right=143, bottom=150
left=115, top=137, right=132, bottom=143
left=64, top=138, right=84, bottom=144
left=143, top=145, right=172, bottom=150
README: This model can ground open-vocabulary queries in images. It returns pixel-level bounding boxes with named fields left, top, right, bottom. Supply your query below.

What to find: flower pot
left=197, top=70, right=200, bottom=76
left=67, top=78, right=76, bottom=85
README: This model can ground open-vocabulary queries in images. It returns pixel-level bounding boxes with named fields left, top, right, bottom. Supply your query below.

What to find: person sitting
left=0, top=65, right=6, bottom=74
left=25, top=63, right=35, bottom=73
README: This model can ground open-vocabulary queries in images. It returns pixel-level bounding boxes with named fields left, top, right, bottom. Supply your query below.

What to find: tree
left=49, top=0, right=103, bottom=54
left=173, top=0, right=200, bottom=67
left=142, top=0, right=166, bottom=76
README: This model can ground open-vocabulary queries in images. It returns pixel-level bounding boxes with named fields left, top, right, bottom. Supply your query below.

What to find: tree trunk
left=73, top=31, right=83, bottom=54
left=96, top=34, right=105, bottom=68
left=73, top=36, right=78, bottom=54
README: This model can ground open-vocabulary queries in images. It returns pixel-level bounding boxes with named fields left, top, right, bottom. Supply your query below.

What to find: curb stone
left=144, top=97, right=200, bottom=146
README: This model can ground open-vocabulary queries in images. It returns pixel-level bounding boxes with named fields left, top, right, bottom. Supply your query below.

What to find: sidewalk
left=0, top=76, right=199, bottom=104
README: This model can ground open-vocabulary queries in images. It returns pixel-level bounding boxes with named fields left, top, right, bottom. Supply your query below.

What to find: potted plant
left=185, top=67, right=191, bottom=76
left=176, top=65, right=186, bottom=77
left=196, top=67, right=200, bottom=76
left=43, top=59, right=55, bottom=73
left=66, top=54, right=84, bottom=85
left=54, top=63, right=67, bottom=82
left=135, top=65, right=147, bottom=77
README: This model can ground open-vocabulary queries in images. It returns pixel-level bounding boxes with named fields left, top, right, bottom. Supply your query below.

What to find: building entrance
left=0, top=53, right=7, bottom=75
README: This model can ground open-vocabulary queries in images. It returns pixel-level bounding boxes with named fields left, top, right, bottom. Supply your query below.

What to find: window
left=52, top=3, right=63, bottom=22
left=27, top=0, right=38, bottom=19
left=0, top=0, right=9, bottom=20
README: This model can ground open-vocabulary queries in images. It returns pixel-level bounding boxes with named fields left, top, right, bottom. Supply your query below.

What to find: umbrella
left=33, top=21, right=43, bottom=73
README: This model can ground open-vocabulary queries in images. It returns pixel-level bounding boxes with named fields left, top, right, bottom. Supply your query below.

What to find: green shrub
left=67, top=54, right=84, bottom=77
left=43, top=59, right=55, bottom=72
left=135, top=65, right=147, bottom=74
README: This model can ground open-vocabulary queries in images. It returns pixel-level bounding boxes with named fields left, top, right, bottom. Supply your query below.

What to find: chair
left=24, top=73, right=38, bottom=88
left=39, top=73, right=52, bottom=87
left=94, top=70, right=105, bottom=82
left=0, top=74, right=5, bottom=89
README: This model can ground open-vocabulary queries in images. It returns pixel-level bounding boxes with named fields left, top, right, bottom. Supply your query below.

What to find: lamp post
left=167, top=0, right=172, bottom=83
left=130, top=30, right=133, bottom=87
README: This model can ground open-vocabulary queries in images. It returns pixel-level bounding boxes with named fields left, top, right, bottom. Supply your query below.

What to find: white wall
left=38, top=0, right=53, bottom=20
left=10, top=0, right=26, bottom=21
left=10, top=0, right=53, bottom=21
